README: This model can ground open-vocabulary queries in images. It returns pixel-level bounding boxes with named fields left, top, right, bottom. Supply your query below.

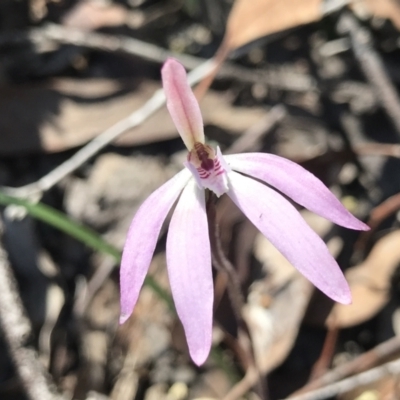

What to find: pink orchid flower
left=120, top=58, right=369, bottom=366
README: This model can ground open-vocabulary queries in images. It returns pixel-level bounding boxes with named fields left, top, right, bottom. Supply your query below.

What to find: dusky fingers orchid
left=120, top=58, right=369, bottom=366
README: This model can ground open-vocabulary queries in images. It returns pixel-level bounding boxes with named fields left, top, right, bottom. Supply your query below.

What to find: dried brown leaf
left=195, top=0, right=324, bottom=101
left=243, top=272, right=312, bottom=373
left=246, top=211, right=347, bottom=373
left=225, top=0, right=323, bottom=50
left=243, top=211, right=334, bottom=373
left=326, top=230, right=400, bottom=329
left=351, top=0, right=400, bottom=31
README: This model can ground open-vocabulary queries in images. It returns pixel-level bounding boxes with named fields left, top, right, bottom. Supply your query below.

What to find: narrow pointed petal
left=225, top=153, right=369, bottom=231
left=227, top=172, right=352, bottom=304
left=120, top=169, right=192, bottom=324
left=166, top=180, right=213, bottom=365
left=162, top=58, right=205, bottom=150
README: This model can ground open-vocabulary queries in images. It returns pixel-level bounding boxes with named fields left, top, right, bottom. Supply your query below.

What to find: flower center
left=194, top=142, right=215, bottom=171
left=185, top=142, right=230, bottom=197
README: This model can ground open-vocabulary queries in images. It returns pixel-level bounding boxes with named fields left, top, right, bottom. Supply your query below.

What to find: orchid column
left=120, top=58, right=369, bottom=366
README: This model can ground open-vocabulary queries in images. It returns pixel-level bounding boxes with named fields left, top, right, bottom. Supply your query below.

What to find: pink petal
left=120, top=169, right=192, bottom=324
left=227, top=171, right=352, bottom=304
left=162, top=58, right=205, bottom=150
left=166, top=179, right=213, bottom=365
left=225, top=153, right=369, bottom=231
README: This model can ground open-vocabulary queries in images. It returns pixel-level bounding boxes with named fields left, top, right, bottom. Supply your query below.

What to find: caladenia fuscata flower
left=120, top=58, right=369, bottom=366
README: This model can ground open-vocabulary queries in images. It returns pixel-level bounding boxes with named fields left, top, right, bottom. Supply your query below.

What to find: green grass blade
left=0, top=191, right=239, bottom=379
left=0, top=191, right=173, bottom=310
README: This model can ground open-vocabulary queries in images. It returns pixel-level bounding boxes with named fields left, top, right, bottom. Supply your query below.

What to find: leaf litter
left=1, top=0, right=400, bottom=399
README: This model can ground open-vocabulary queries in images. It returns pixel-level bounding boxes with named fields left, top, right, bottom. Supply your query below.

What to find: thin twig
left=0, top=24, right=316, bottom=92
left=355, top=143, right=400, bottom=158
left=354, top=192, right=400, bottom=253
left=73, top=256, right=116, bottom=318
left=291, top=335, right=400, bottom=397
left=223, top=329, right=263, bottom=400
left=40, top=24, right=315, bottom=91
left=286, top=357, right=400, bottom=400
left=0, top=220, right=64, bottom=400
left=226, top=104, right=286, bottom=155
left=308, top=328, right=339, bottom=381
left=30, top=23, right=202, bottom=70
left=338, top=12, right=400, bottom=136
left=1, top=58, right=216, bottom=200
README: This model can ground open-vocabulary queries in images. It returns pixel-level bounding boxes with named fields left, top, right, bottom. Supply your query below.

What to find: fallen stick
left=0, top=220, right=64, bottom=400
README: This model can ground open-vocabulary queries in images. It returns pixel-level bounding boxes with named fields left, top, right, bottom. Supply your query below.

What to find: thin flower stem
left=2, top=59, right=216, bottom=200
left=206, top=194, right=266, bottom=399
left=206, top=193, right=244, bottom=320
left=223, top=329, right=266, bottom=400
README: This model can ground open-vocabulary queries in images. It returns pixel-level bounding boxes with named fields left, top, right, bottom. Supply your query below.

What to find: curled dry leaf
left=326, top=230, right=400, bottom=329
left=225, top=0, right=322, bottom=50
